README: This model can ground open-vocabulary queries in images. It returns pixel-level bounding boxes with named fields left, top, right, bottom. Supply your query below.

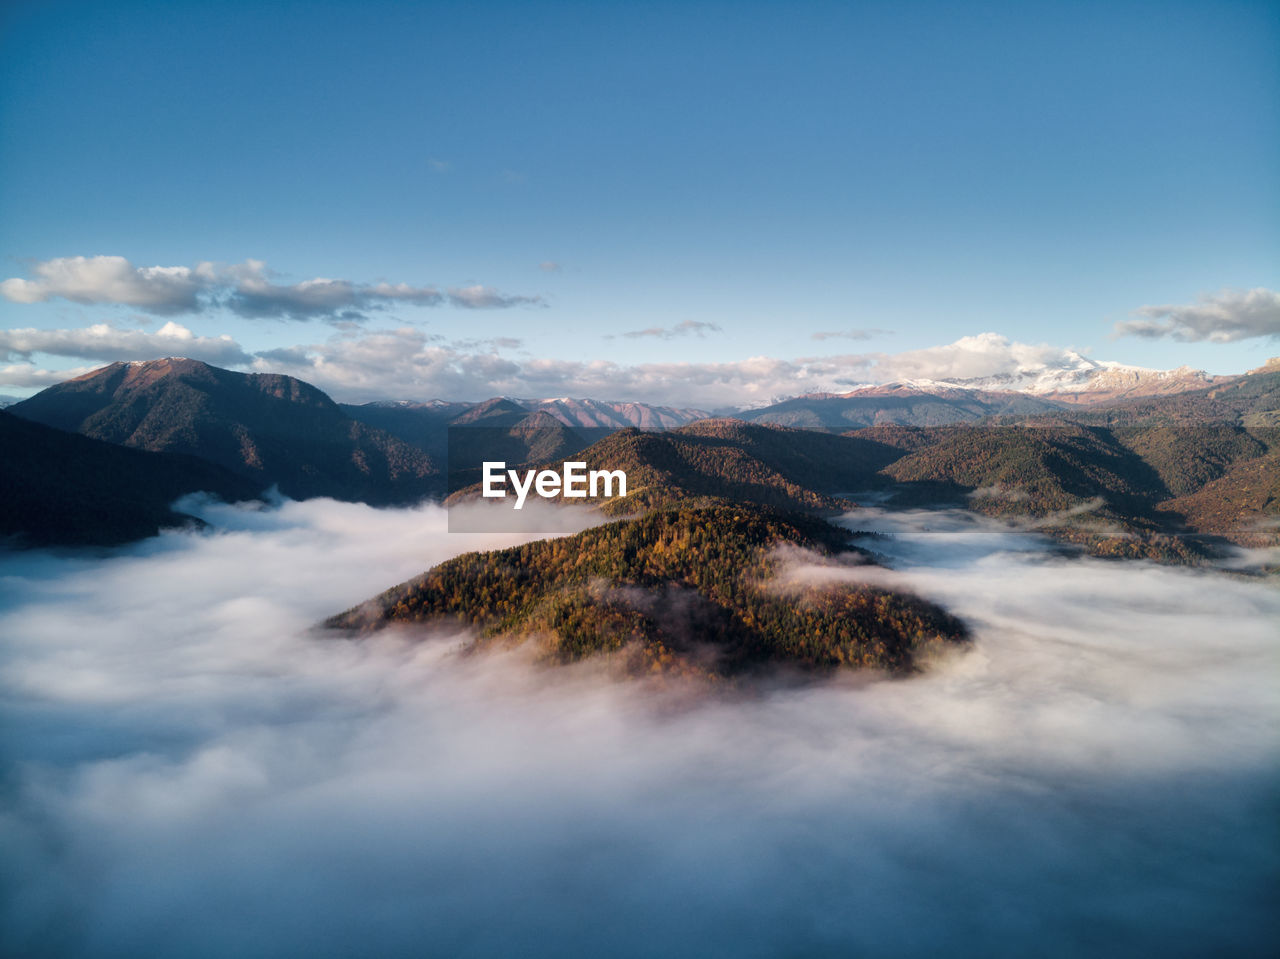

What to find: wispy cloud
left=446, top=285, right=544, bottom=310
left=449, top=337, right=523, bottom=351
left=538, top=261, right=561, bottom=273
left=811, top=328, right=892, bottom=341
left=620, top=320, right=723, bottom=340
left=1113, top=288, right=1280, bottom=343
left=223, top=260, right=445, bottom=320
left=1, top=255, right=545, bottom=322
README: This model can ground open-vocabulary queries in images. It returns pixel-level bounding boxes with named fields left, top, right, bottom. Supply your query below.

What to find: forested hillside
left=327, top=504, right=968, bottom=677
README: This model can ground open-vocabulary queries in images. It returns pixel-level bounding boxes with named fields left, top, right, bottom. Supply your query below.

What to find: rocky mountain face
left=1030, top=364, right=1224, bottom=404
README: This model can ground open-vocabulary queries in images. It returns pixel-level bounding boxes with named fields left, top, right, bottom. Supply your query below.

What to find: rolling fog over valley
left=1, top=499, right=1276, bottom=958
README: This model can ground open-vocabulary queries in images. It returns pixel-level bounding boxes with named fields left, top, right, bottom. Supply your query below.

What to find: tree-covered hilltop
left=1155, top=451, right=1280, bottom=549
left=326, top=504, right=968, bottom=677
left=1110, top=425, right=1278, bottom=497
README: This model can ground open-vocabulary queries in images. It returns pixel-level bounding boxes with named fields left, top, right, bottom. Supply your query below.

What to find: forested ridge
left=327, top=504, right=968, bottom=677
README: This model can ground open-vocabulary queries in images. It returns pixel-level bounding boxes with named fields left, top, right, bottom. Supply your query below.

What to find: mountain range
left=4, top=353, right=1276, bottom=680
left=3, top=356, right=1278, bottom=555
left=913, top=354, right=1226, bottom=400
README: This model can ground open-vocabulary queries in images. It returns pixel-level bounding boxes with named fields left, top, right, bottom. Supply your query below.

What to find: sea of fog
left=1, top=498, right=1277, bottom=958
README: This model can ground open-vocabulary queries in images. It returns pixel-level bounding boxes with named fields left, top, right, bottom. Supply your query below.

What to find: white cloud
left=0, top=255, right=205, bottom=314
left=1, top=255, right=543, bottom=321
left=857, top=332, right=1090, bottom=383
left=0, top=321, right=252, bottom=366
left=242, top=327, right=827, bottom=405
left=261, top=330, right=1098, bottom=405
left=1113, top=288, right=1280, bottom=343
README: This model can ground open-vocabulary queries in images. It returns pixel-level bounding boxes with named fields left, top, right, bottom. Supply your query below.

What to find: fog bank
left=1, top=499, right=1277, bottom=958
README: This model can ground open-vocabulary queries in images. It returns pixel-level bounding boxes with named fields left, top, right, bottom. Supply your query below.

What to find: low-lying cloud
left=231, top=330, right=1094, bottom=406
left=1, top=499, right=1275, bottom=957
left=0, top=323, right=1215, bottom=407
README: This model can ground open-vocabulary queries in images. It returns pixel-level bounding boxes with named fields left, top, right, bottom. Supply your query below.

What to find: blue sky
left=1, top=0, right=1277, bottom=404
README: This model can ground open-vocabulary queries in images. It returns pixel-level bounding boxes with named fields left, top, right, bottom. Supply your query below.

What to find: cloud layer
left=620, top=320, right=723, bottom=340
left=245, top=329, right=1092, bottom=406
left=1, top=256, right=544, bottom=322
left=0, top=500, right=1275, bottom=957
left=1114, top=288, right=1280, bottom=342
left=0, top=326, right=1110, bottom=406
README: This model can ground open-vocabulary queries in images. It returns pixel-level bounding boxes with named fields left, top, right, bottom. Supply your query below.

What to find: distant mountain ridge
left=5, top=357, right=1277, bottom=554
left=9, top=358, right=441, bottom=505
left=342, top=395, right=710, bottom=433
left=922, top=353, right=1224, bottom=400
left=739, top=384, right=1063, bottom=428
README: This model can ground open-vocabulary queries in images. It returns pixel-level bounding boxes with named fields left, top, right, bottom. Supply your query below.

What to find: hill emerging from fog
left=740, top=384, right=1062, bottom=428
left=327, top=503, right=968, bottom=677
